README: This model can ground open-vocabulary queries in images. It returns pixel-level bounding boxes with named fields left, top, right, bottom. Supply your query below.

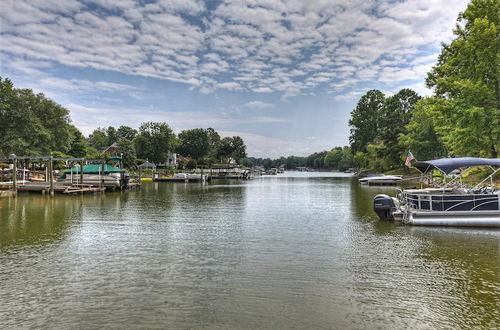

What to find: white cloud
left=219, top=131, right=332, bottom=158
left=242, top=101, right=274, bottom=109
left=0, top=0, right=468, bottom=100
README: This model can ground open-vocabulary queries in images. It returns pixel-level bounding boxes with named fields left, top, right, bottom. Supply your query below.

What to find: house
left=102, top=142, right=119, bottom=156
left=166, top=152, right=177, bottom=167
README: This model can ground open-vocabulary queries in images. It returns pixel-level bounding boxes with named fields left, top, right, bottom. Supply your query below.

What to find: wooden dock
left=16, top=182, right=105, bottom=194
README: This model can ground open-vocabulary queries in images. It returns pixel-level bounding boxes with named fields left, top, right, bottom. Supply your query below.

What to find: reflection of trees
left=0, top=195, right=83, bottom=249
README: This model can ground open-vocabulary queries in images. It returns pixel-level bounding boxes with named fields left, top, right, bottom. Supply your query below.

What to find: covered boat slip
left=59, top=164, right=129, bottom=190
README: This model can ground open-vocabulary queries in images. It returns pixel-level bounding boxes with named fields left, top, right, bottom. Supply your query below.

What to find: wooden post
left=49, top=156, right=54, bottom=197
left=12, top=157, right=17, bottom=195
left=80, top=159, right=84, bottom=193
left=100, top=162, right=105, bottom=190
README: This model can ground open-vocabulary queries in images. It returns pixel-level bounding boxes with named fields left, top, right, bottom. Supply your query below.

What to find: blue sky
left=0, top=0, right=467, bottom=157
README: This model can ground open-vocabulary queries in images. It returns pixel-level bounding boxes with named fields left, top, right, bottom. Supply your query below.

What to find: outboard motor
left=373, top=194, right=395, bottom=221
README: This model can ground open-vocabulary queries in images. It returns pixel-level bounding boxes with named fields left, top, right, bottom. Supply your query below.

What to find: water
left=1, top=172, right=499, bottom=329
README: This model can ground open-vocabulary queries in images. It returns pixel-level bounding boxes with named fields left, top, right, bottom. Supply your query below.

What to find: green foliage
left=134, top=122, right=175, bottom=164
left=106, top=126, right=117, bottom=146
left=425, top=0, right=499, bottom=157
left=324, top=147, right=353, bottom=171
left=379, top=89, right=421, bottom=165
left=217, top=136, right=247, bottom=163
left=348, top=90, right=385, bottom=153
left=116, top=138, right=136, bottom=169
left=353, top=152, right=368, bottom=169
left=0, top=77, right=74, bottom=157
left=67, top=125, right=87, bottom=157
left=177, top=128, right=210, bottom=162
left=87, top=127, right=108, bottom=150
left=399, top=98, right=449, bottom=160
left=186, top=159, right=198, bottom=169
left=116, top=126, right=137, bottom=141
left=348, top=88, right=421, bottom=170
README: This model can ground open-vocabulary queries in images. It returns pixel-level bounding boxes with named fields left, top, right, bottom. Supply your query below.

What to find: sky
left=0, top=0, right=468, bottom=158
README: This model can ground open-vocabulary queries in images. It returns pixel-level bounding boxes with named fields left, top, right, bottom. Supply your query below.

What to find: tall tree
left=379, top=89, right=421, bottom=166
left=106, top=126, right=117, bottom=146
left=177, top=128, right=210, bottom=162
left=134, top=122, right=175, bottom=164
left=425, top=0, right=499, bottom=157
left=399, top=98, right=448, bottom=160
left=87, top=127, right=108, bottom=150
left=217, top=136, right=247, bottom=163
left=206, top=127, right=221, bottom=159
left=0, top=77, right=73, bottom=156
left=348, top=90, right=385, bottom=153
left=116, top=125, right=137, bottom=141
left=67, top=125, right=87, bottom=157
left=116, top=138, right=136, bottom=169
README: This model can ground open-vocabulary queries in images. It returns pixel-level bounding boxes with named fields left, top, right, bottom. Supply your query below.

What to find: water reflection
left=0, top=174, right=498, bottom=329
left=0, top=195, right=83, bottom=248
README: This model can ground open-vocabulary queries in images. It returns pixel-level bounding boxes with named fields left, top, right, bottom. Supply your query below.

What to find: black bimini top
left=414, top=157, right=500, bottom=174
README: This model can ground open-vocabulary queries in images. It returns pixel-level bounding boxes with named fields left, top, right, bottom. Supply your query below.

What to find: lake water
left=1, top=172, right=499, bottom=329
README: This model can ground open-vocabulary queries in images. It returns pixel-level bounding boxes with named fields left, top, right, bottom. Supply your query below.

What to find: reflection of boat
left=374, top=158, right=500, bottom=227
left=359, top=174, right=403, bottom=185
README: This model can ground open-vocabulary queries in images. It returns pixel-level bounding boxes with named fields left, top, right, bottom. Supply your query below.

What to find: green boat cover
left=60, top=164, right=125, bottom=178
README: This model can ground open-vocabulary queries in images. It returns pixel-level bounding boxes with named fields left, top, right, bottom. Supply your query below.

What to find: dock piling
left=12, top=156, right=17, bottom=196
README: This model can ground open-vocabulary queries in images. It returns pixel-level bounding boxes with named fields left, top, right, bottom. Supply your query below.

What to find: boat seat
left=451, top=187, right=468, bottom=194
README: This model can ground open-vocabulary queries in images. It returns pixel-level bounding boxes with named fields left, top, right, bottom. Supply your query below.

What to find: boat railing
left=402, top=191, right=499, bottom=212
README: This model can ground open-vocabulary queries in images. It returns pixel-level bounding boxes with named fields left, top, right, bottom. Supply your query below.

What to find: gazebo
left=138, top=161, right=156, bottom=171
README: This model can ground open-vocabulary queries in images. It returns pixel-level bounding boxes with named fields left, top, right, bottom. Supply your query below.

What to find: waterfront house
left=102, top=142, right=119, bottom=156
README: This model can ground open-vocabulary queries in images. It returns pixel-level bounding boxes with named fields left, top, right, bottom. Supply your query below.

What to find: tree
left=206, top=127, right=221, bottom=160
left=217, top=136, right=247, bottom=163
left=67, top=125, right=87, bottom=157
left=399, top=98, right=448, bottom=160
left=425, top=0, right=499, bottom=157
left=106, top=126, right=117, bottom=146
left=348, top=90, right=385, bottom=153
left=87, top=127, right=108, bottom=150
left=116, top=138, right=136, bottom=169
left=134, top=122, right=175, bottom=164
left=0, top=77, right=74, bottom=156
left=324, top=148, right=342, bottom=169
left=229, top=136, right=246, bottom=162
left=379, top=89, right=421, bottom=167
left=117, top=125, right=137, bottom=141
left=177, top=128, right=210, bottom=162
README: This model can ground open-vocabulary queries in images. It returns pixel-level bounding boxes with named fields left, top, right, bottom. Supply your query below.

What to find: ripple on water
left=0, top=173, right=499, bottom=329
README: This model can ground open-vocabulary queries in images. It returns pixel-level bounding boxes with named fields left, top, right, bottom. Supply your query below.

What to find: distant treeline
left=0, top=77, right=246, bottom=169
left=240, top=146, right=354, bottom=171
left=348, top=0, right=498, bottom=172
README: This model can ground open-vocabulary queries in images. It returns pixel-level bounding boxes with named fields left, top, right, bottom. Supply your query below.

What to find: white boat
left=373, top=157, right=500, bottom=227
left=359, top=174, right=403, bottom=185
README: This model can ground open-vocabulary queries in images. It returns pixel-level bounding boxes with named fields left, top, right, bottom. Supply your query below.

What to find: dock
left=16, top=182, right=105, bottom=194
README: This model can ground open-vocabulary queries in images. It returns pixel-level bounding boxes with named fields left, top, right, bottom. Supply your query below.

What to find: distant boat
left=359, top=174, right=403, bottom=185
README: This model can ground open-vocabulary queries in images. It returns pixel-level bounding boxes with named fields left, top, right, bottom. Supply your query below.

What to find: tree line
left=348, top=0, right=499, bottom=172
left=240, top=146, right=354, bottom=172
left=0, top=77, right=247, bottom=169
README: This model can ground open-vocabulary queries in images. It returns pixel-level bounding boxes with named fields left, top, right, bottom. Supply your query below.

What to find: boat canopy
left=414, top=157, right=500, bottom=174
left=61, top=164, right=125, bottom=177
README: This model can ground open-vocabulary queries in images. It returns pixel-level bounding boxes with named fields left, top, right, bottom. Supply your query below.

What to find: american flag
left=405, top=151, right=415, bottom=167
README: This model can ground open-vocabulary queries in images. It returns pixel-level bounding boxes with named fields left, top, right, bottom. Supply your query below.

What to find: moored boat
left=373, top=157, right=500, bottom=227
left=359, top=174, right=403, bottom=185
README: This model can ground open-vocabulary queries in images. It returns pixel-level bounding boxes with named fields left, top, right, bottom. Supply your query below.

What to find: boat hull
left=406, top=211, right=500, bottom=227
